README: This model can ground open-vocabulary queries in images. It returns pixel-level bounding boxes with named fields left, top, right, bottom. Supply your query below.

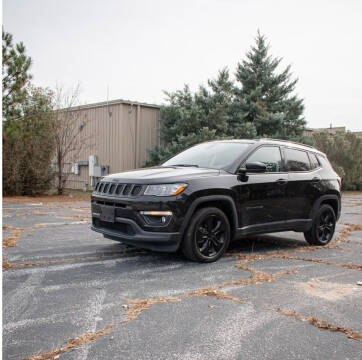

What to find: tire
left=304, top=204, right=336, bottom=245
left=181, top=207, right=230, bottom=263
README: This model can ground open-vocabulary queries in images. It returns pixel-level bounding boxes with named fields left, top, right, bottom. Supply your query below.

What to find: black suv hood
left=105, top=166, right=220, bottom=184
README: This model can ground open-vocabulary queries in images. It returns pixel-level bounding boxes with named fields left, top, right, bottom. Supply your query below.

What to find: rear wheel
left=304, top=204, right=336, bottom=245
left=182, top=207, right=230, bottom=262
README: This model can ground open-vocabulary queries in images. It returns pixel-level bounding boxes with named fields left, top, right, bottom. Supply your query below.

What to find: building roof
left=69, top=98, right=161, bottom=111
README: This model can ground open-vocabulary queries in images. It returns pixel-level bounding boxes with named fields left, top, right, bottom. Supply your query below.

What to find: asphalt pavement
left=2, top=194, right=362, bottom=360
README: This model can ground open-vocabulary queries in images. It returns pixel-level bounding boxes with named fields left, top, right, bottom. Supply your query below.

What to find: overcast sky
left=3, top=0, right=362, bottom=130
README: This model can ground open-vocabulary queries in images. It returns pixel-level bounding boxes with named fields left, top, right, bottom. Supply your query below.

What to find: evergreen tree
left=2, top=30, right=32, bottom=122
left=146, top=31, right=309, bottom=166
left=146, top=70, right=234, bottom=165
left=234, top=31, right=306, bottom=140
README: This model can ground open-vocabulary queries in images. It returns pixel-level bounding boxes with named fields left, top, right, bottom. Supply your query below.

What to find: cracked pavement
left=2, top=194, right=362, bottom=359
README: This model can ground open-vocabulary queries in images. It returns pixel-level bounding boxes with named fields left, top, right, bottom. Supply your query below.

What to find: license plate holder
left=100, top=206, right=115, bottom=223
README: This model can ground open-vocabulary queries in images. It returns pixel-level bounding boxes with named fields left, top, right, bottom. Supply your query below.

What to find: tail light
left=337, top=178, right=342, bottom=189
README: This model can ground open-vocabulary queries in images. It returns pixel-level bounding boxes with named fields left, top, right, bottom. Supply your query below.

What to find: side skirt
left=235, top=219, right=312, bottom=239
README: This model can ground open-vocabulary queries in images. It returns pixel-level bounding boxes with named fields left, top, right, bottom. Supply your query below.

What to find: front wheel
left=304, top=204, right=336, bottom=245
left=182, top=207, right=230, bottom=263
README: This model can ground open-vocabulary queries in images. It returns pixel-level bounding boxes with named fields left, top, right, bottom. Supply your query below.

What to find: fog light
left=140, top=211, right=172, bottom=225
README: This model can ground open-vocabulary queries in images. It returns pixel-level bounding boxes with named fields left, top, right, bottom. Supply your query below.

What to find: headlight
left=144, top=183, right=188, bottom=196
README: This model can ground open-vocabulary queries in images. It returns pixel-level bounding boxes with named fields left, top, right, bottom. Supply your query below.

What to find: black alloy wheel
left=304, top=204, right=336, bottom=246
left=196, top=215, right=226, bottom=257
left=182, top=207, right=230, bottom=262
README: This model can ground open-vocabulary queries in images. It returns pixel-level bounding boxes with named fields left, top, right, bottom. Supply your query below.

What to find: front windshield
left=162, top=142, right=252, bottom=170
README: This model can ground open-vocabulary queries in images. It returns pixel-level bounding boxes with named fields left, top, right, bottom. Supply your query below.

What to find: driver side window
left=247, top=146, right=282, bottom=172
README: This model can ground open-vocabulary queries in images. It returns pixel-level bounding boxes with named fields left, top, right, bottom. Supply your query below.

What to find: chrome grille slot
left=131, top=185, right=142, bottom=195
left=123, top=184, right=132, bottom=195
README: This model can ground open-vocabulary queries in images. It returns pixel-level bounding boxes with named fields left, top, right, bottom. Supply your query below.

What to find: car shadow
left=98, top=232, right=310, bottom=265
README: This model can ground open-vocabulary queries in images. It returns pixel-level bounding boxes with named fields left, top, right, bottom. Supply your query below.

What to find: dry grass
left=3, top=229, right=24, bottom=248
left=2, top=221, right=90, bottom=249
left=3, top=194, right=88, bottom=204
left=272, top=308, right=362, bottom=342
left=25, top=324, right=114, bottom=360
left=277, top=255, right=362, bottom=271
left=186, top=288, right=244, bottom=304
left=122, top=296, right=181, bottom=322
left=3, top=256, right=105, bottom=270
left=32, top=211, right=91, bottom=220
left=122, top=289, right=244, bottom=323
left=47, top=204, right=90, bottom=211
left=332, top=223, right=362, bottom=244
left=122, top=261, right=296, bottom=322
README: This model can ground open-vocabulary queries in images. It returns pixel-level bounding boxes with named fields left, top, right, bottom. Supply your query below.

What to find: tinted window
left=286, top=148, right=310, bottom=171
left=247, top=146, right=282, bottom=172
left=162, top=142, right=252, bottom=170
left=317, top=155, right=333, bottom=170
left=309, top=153, right=320, bottom=169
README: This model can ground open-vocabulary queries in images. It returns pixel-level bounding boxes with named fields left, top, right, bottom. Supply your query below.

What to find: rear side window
left=247, top=146, right=282, bottom=172
left=317, top=155, right=333, bottom=170
left=309, top=153, right=320, bottom=169
left=285, top=148, right=310, bottom=171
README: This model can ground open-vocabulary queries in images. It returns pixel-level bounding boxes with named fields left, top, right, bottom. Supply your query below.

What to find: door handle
left=276, top=179, right=288, bottom=185
left=311, top=177, right=321, bottom=183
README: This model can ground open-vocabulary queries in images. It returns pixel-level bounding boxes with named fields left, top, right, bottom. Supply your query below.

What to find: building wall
left=304, top=126, right=362, bottom=139
left=64, top=100, right=160, bottom=190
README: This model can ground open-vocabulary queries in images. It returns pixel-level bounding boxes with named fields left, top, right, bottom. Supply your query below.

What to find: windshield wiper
left=172, top=164, right=199, bottom=167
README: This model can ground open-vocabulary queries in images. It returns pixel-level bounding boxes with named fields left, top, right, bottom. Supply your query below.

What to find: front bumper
left=91, top=216, right=180, bottom=252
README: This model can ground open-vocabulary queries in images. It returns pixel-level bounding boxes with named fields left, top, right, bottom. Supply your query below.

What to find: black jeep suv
left=91, top=139, right=341, bottom=262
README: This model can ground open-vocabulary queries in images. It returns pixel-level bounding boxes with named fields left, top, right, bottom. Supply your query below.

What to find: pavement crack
left=3, top=229, right=24, bottom=248
left=24, top=324, right=115, bottom=360
left=271, top=308, right=362, bottom=342
left=122, top=296, right=181, bottom=322
left=275, top=255, right=362, bottom=271
left=122, top=262, right=295, bottom=322
left=2, top=221, right=90, bottom=248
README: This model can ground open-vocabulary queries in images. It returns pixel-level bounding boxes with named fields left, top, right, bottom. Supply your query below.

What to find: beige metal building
left=64, top=99, right=161, bottom=190
left=304, top=126, right=362, bottom=138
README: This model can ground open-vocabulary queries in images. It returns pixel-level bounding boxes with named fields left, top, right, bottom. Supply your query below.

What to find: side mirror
left=245, top=161, right=267, bottom=173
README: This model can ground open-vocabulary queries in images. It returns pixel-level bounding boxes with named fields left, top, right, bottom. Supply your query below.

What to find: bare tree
left=52, top=84, right=92, bottom=194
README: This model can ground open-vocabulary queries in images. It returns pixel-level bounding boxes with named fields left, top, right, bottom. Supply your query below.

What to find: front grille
left=123, top=184, right=132, bottom=195
left=131, top=185, right=142, bottom=195
left=93, top=200, right=126, bottom=208
left=115, top=184, right=123, bottom=195
left=93, top=218, right=135, bottom=235
left=93, top=182, right=145, bottom=197
left=103, top=183, right=109, bottom=193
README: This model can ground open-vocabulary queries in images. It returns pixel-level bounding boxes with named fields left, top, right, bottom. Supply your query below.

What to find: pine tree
left=2, top=30, right=32, bottom=122
left=146, top=31, right=309, bottom=166
left=146, top=70, right=234, bottom=165
left=234, top=31, right=306, bottom=140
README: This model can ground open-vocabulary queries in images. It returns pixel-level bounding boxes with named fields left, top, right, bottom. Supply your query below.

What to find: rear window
left=309, top=153, right=320, bottom=170
left=285, top=148, right=311, bottom=171
left=317, top=155, right=333, bottom=169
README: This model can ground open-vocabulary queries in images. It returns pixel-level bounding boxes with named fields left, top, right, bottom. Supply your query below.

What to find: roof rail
left=255, top=138, right=316, bottom=150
